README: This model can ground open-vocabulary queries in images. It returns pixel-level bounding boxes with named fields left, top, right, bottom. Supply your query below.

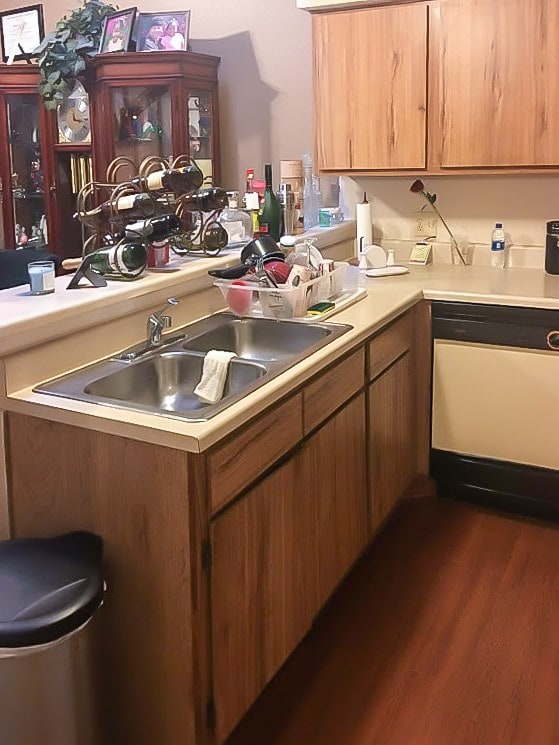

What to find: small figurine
left=30, top=160, right=44, bottom=192
left=18, top=227, right=28, bottom=246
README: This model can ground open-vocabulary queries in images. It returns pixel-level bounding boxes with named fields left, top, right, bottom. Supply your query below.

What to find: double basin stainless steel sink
left=35, top=313, right=352, bottom=421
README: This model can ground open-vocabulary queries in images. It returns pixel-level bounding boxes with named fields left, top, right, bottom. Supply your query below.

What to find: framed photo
left=0, top=4, right=44, bottom=63
left=99, top=8, right=137, bottom=54
left=137, top=11, right=190, bottom=52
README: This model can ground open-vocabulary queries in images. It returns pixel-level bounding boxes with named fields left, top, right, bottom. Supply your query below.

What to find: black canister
left=545, top=221, right=559, bottom=274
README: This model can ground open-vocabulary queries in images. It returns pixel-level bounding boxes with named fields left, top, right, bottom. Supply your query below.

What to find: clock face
left=58, top=96, right=91, bottom=143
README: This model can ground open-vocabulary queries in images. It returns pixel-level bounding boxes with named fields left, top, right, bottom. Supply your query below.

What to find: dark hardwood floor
left=225, top=497, right=559, bottom=745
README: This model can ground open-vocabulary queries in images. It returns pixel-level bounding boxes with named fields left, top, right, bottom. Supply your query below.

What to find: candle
left=28, top=260, right=55, bottom=295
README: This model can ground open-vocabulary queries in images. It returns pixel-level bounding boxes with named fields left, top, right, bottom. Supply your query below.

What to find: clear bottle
left=490, top=222, right=506, bottom=268
left=302, top=153, right=321, bottom=230
left=259, top=163, right=281, bottom=241
left=220, top=191, right=253, bottom=246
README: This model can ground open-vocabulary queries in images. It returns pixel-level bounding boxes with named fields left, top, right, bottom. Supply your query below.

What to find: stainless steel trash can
left=0, top=532, right=104, bottom=745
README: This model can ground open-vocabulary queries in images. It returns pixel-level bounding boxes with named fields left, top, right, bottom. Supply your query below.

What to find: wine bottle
left=120, top=213, right=182, bottom=240
left=259, top=164, right=281, bottom=241
left=131, top=165, right=204, bottom=195
left=79, top=192, right=157, bottom=224
left=178, top=187, right=228, bottom=212
left=85, top=241, right=148, bottom=279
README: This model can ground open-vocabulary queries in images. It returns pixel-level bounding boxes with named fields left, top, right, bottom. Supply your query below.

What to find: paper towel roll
left=356, top=199, right=373, bottom=255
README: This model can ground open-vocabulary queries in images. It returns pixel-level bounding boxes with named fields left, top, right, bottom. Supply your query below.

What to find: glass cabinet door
left=188, top=91, right=214, bottom=182
left=110, top=85, right=172, bottom=180
left=4, top=94, right=48, bottom=250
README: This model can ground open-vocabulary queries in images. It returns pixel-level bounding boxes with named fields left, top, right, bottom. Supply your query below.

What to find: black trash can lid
left=0, top=531, right=104, bottom=649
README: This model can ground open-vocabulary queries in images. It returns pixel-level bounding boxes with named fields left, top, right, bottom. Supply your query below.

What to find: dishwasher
left=431, top=301, right=559, bottom=520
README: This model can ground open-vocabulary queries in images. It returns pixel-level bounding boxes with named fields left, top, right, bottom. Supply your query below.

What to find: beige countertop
left=5, top=259, right=559, bottom=453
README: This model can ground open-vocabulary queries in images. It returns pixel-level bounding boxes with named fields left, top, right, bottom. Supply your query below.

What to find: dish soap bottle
left=490, top=223, right=506, bottom=268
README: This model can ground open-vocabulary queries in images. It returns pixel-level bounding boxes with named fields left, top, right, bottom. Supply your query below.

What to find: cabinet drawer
left=303, top=348, right=365, bottom=434
left=209, top=393, right=303, bottom=514
left=368, top=311, right=413, bottom=381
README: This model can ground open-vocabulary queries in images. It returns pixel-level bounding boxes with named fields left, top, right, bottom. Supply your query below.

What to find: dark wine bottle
left=259, top=164, right=281, bottom=241
left=178, top=187, right=228, bottom=212
left=121, top=213, right=182, bottom=240
left=131, top=165, right=204, bottom=195
left=86, top=241, right=148, bottom=279
left=80, top=192, right=157, bottom=224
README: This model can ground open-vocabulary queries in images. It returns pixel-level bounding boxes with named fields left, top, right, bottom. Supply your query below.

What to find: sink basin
left=84, top=352, right=266, bottom=414
left=183, top=317, right=331, bottom=362
left=35, top=312, right=352, bottom=421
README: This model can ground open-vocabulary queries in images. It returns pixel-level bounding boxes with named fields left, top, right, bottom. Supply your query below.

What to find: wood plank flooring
left=225, top=497, right=559, bottom=745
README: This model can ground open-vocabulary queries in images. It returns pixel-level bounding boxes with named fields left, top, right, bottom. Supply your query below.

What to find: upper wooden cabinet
left=313, top=3, right=428, bottom=170
left=312, top=0, right=559, bottom=173
left=437, top=0, right=559, bottom=168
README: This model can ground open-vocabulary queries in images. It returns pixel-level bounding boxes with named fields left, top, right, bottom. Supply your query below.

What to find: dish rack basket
left=214, top=262, right=347, bottom=319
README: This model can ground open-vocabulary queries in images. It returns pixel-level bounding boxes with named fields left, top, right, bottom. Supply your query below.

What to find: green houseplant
left=34, top=0, right=117, bottom=110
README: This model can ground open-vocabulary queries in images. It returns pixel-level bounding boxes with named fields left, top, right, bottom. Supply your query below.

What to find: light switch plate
left=413, top=211, right=438, bottom=239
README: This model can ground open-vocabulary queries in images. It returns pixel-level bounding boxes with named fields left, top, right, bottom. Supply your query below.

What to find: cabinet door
left=210, top=459, right=318, bottom=743
left=369, top=351, right=415, bottom=533
left=302, top=393, right=368, bottom=607
left=313, top=11, right=353, bottom=170
left=439, top=0, right=559, bottom=167
left=352, top=3, right=428, bottom=170
left=313, top=4, right=428, bottom=171
left=0, top=93, right=50, bottom=251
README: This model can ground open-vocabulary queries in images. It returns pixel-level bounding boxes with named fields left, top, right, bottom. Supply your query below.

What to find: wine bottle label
left=115, top=194, right=138, bottom=211
left=259, top=223, right=270, bottom=233
left=145, top=171, right=165, bottom=191
left=107, top=246, right=120, bottom=274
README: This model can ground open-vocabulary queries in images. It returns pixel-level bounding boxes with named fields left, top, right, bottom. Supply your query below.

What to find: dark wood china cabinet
left=0, top=51, right=220, bottom=260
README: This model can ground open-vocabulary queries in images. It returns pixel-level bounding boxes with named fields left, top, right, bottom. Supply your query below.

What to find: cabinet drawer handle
left=546, top=331, right=559, bottom=350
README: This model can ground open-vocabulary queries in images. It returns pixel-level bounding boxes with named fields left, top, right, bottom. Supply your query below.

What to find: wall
left=342, top=174, right=559, bottom=266
left=0, top=0, right=313, bottom=192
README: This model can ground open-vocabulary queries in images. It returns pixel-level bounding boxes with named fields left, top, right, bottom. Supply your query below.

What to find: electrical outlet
left=413, top=211, right=438, bottom=239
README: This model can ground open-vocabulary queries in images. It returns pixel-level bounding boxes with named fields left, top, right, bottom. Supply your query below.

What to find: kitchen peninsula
left=4, top=239, right=559, bottom=744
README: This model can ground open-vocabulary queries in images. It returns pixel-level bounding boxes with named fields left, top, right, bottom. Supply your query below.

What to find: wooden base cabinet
left=369, top=352, right=414, bottom=533
left=210, top=393, right=368, bottom=742
left=3, top=305, right=431, bottom=745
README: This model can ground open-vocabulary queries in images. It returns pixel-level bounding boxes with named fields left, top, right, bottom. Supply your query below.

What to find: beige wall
left=342, top=174, right=559, bottom=264
left=0, top=0, right=313, bottom=193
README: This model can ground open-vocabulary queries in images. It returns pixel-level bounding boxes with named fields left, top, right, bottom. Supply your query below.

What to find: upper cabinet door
left=351, top=3, right=428, bottom=170
left=313, top=11, right=353, bottom=170
left=439, top=0, right=559, bottom=167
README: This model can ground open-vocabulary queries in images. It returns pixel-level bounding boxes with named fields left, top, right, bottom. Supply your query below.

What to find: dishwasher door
left=431, top=301, right=559, bottom=519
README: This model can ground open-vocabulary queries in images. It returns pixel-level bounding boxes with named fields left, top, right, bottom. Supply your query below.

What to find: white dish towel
left=194, top=350, right=236, bottom=404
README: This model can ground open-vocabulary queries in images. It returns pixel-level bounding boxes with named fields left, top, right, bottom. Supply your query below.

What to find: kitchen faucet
left=147, top=297, right=179, bottom=346
left=119, top=297, right=180, bottom=361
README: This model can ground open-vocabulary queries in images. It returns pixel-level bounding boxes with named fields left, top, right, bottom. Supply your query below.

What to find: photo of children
left=137, top=12, right=190, bottom=52
left=99, top=9, right=136, bottom=54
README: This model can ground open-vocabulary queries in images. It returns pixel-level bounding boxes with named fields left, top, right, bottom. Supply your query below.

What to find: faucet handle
left=152, top=297, right=179, bottom=322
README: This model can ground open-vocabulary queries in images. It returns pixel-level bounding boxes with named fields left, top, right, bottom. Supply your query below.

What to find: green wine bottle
left=259, top=163, right=281, bottom=242
left=88, top=240, right=148, bottom=280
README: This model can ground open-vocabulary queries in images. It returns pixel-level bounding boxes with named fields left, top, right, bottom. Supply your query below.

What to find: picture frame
left=0, top=4, right=44, bottom=63
left=136, top=11, right=190, bottom=53
left=99, top=8, right=137, bottom=54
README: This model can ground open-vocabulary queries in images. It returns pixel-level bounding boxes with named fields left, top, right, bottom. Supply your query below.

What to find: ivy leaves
left=35, top=0, right=117, bottom=110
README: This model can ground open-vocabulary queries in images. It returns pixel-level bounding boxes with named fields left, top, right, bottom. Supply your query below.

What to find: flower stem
left=421, top=191, right=466, bottom=265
